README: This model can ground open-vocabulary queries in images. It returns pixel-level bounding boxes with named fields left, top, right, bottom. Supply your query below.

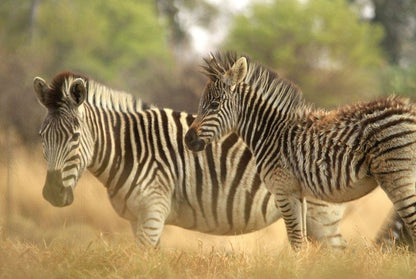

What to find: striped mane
left=86, top=79, right=148, bottom=113
left=202, top=51, right=308, bottom=116
left=48, top=72, right=148, bottom=113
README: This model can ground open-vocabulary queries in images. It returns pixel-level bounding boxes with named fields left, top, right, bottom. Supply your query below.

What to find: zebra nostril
left=185, top=128, right=197, bottom=146
left=185, top=128, right=206, bottom=151
left=43, top=170, right=74, bottom=207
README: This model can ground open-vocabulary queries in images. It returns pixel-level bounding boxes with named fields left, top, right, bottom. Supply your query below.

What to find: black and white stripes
left=33, top=72, right=348, bottom=248
left=186, top=51, right=416, bottom=249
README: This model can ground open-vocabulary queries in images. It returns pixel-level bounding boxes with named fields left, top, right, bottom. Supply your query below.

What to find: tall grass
left=1, top=141, right=413, bottom=278
left=1, top=237, right=415, bottom=279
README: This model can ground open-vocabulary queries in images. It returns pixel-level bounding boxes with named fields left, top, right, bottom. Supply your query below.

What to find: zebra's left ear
left=69, top=78, right=87, bottom=107
left=223, top=57, right=247, bottom=91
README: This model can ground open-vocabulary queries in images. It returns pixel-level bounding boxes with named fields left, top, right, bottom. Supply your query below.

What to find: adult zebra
left=185, top=52, right=416, bottom=250
left=33, top=72, right=346, bottom=248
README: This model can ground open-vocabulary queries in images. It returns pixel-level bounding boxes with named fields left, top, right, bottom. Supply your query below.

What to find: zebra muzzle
left=43, top=170, right=74, bottom=207
left=185, top=128, right=206, bottom=152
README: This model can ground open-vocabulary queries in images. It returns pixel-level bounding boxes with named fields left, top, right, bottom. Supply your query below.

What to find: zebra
left=185, top=51, right=416, bottom=250
left=376, top=209, right=414, bottom=250
left=33, top=71, right=347, bottom=248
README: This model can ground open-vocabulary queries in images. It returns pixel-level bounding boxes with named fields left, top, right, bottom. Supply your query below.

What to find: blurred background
left=0, top=0, right=415, bottom=251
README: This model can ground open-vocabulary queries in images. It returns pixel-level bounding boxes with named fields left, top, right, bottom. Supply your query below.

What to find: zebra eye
left=72, top=132, right=80, bottom=141
left=210, top=101, right=220, bottom=110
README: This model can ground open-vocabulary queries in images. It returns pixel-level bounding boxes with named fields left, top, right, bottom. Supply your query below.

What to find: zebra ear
left=69, top=78, right=87, bottom=107
left=223, top=57, right=247, bottom=91
left=33, top=77, right=49, bottom=108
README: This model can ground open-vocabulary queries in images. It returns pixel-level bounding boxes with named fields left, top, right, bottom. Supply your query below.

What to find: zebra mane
left=46, top=72, right=88, bottom=110
left=48, top=72, right=149, bottom=113
left=202, top=51, right=309, bottom=117
left=86, top=79, right=149, bottom=113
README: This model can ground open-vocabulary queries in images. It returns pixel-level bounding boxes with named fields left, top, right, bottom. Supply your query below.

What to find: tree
left=350, top=0, right=416, bottom=65
left=31, top=0, right=172, bottom=82
left=155, top=0, right=219, bottom=59
left=224, top=0, right=385, bottom=106
left=0, top=0, right=181, bottom=143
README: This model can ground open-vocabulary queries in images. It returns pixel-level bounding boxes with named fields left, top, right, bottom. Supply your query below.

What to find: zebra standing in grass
left=185, top=52, right=416, bottom=250
left=33, top=72, right=347, bottom=247
left=377, top=210, right=414, bottom=250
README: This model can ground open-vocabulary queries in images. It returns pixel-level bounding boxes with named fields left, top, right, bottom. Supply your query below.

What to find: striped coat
left=34, top=72, right=346, bottom=247
left=186, top=52, right=416, bottom=249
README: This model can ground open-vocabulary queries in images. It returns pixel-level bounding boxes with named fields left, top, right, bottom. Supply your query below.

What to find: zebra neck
left=82, top=81, right=149, bottom=189
left=235, top=84, right=299, bottom=153
left=235, top=83, right=310, bottom=178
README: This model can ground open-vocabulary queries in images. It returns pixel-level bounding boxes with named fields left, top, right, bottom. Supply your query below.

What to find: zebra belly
left=168, top=188, right=281, bottom=235
left=309, top=176, right=378, bottom=203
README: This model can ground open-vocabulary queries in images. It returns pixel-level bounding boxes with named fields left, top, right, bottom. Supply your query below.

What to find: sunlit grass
left=1, top=143, right=414, bottom=278
left=1, top=236, right=416, bottom=279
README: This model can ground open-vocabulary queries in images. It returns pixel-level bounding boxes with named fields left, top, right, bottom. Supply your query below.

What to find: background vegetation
left=0, top=0, right=416, bottom=277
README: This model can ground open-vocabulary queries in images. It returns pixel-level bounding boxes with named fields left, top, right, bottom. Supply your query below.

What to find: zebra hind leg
left=375, top=171, right=416, bottom=249
left=375, top=208, right=414, bottom=251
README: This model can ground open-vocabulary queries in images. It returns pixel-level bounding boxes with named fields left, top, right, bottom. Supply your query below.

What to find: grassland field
left=1, top=141, right=416, bottom=278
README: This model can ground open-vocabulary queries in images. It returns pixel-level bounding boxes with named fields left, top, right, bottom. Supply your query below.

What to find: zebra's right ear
left=33, top=77, right=49, bottom=108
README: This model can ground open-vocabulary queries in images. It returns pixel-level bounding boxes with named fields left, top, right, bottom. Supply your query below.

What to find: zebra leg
left=375, top=172, right=416, bottom=247
left=305, top=198, right=347, bottom=249
left=269, top=168, right=307, bottom=250
left=268, top=173, right=307, bottom=249
left=376, top=208, right=414, bottom=250
left=131, top=194, right=171, bottom=248
left=275, top=193, right=307, bottom=250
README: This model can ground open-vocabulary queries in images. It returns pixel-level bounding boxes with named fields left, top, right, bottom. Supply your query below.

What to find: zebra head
left=185, top=54, right=248, bottom=151
left=33, top=73, right=94, bottom=207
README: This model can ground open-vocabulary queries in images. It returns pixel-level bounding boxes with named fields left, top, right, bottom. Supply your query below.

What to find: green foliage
left=225, top=0, right=386, bottom=106
left=33, top=0, right=172, bottom=82
left=380, top=65, right=416, bottom=99
left=0, top=0, right=182, bottom=143
left=0, top=0, right=174, bottom=82
left=0, top=0, right=34, bottom=47
left=370, top=0, right=416, bottom=64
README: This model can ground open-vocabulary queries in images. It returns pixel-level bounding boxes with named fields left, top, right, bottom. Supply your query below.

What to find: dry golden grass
left=0, top=142, right=415, bottom=278
left=1, top=237, right=416, bottom=279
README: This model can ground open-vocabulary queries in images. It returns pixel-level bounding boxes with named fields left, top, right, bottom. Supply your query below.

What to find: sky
left=188, top=0, right=251, bottom=54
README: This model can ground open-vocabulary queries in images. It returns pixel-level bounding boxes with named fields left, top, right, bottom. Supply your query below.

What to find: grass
left=1, top=236, right=416, bottom=279
left=1, top=142, right=415, bottom=278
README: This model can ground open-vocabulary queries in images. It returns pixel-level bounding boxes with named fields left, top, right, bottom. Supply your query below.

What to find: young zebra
left=185, top=52, right=416, bottom=250
left=376, top=209, right=414, bottom=250
left=33, top=72, right=347, bottom=248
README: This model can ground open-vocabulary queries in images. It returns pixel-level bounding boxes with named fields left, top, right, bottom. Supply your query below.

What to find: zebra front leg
left=131, top=195, right=171, bottom=248
left=275, top=193, right=307, bottom=250
left=265, top=170, right=307, bottom=250
left=268, top=168, right=307, bottom=250
left=306, top=198, right=347, bottom=249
